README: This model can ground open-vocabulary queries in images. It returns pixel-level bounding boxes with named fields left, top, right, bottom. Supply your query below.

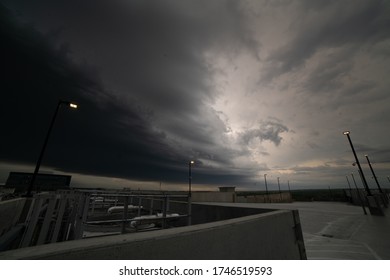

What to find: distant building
left=5, top=172, right=71, bottom=193
left=219, top=186, right=236, bottom=192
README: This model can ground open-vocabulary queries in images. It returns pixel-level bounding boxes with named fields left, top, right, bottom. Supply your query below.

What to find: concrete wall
left=0, top=198, right=26, bottom=237
left=0, top=204, right=306, bottom=260
left=132, top=198, right=274, bottom=226
left=190, top=191, right=292, bottom=203
left=236, top=192, right=292, bottom=203
left=192, top=191, right=235, bottom=203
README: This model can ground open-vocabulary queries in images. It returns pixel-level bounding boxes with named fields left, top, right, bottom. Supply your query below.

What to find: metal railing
left=85, top=192, right=190, bottom=235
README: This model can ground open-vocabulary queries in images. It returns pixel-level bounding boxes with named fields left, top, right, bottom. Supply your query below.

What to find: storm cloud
left=1, top=0, right=390, bottom=190
left=239, top=119, right=289, bottom=147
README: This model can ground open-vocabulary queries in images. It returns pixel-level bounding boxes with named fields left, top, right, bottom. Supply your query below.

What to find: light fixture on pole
left=365, top=155, right=383, bottom=194
left=351, top=172, right=367, bottom=215
left=264, top=174, right=269, bottom=202
left=287, top=180, right=291, bottom=192
left=27, top=100, right=78, bottom=197
left=187, top=160, right=194, bottom=226
left=277, top=177, right=282, bottom=201
left=189, top=160, right=195, bottom=197
left=287, top=180, right=292, bottom=202
left=346, top=175, right=352, bottom=191
left=346, top=175, right=353, bottom=203
left=343, top=131, right=372, bottom=196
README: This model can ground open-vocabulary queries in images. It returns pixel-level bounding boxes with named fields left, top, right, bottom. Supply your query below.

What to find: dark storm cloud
left=0, top=4, right=189, bottom=182
left=5, top=0, right=388, bottom=190
left=263, top=0, right=390, bottom=82
left=347, top=144, right=390, bottom=165
left=302, top=48, right=354, bottom=94
left=0, top=1, right=258, bottom=185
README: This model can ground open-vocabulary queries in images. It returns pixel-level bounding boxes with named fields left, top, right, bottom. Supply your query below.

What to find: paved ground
left=204, top=201, right=390, bottom=260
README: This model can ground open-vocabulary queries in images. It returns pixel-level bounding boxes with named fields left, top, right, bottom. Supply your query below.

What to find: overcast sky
left=1, top=0, right=390, bottom=191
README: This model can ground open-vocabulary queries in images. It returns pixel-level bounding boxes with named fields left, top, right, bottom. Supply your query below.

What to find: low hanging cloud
left=238, top=119, right=289, bottom=147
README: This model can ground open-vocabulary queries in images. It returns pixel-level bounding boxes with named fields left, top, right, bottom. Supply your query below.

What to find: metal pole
left=121, top=196, right=129, bottom=233
left=328, top=186, right=333, bottom=201
left=358, top=170, right=365, bottom=194
left=188, top=161, right=194, bottom=226
left=343, top=132, right=372, bottom=196
left=346, top=176, right=352, bottom=190
left=387, top=176, right=390, bottom=198
left=137, top=196, right=142, bottom=217
left=189, top=161, right=192, bottom=198
left=264, top=174, right=269, bottom=202
left=346, top=175, right=353, bottom=203
left=27, top=100, right=77, bottom=196
left=287, top=180, right=291, bottom=193
left=150, top=198, right=154, bottom=215
left=277, top=177, right=282, bottom=201
left=27, top=101, right=62, bottom=196
left=351, top=173, right=367, bottom=215
left=365, top=155, right=383, bottom=194
left=162, top=195, right=168, bottom=229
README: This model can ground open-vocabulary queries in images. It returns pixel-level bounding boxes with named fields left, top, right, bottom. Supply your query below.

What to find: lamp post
left=189, top=160, right=194, bottom=197
left=188, top=160, right=194, bottom=225
left=351, top=172, right=367, bottom=215
left=277, top=177, right=282, bottom=201
left=346, top=175, right=352, bottom=190
left=343, top=131, right=372, bottom=196
left=287, top=180, right=291, bottom=192
left=264, top=174, right=269, bottom=202
left=287, top=180, right=292, bottom=202
left=365, top=155, right=383, bottom=194
left=26, top=100, right=78, bottom=197
left=346, top=175, right=353, bottom=203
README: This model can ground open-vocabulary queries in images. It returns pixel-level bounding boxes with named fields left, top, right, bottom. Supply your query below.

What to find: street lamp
left=26, top=100, right=78, bottom=196
left=351, top=172, right=367, bottom=215
left=346, top=175, right=353, bottom=203
left=264, top=174, right=269, bottom=202
left=287, top=180, right=292, bottom=202
left=188, top=160, right=195, bottom=197
left=343, top=131, right=372, bottom=196
left=287, top=180, right=291, bottom=192
left=277, top=177, right=282, bottom=201
left=365, top=155, right=383, bottom=194
left=346, top=175, right=352, bottom=190
left=188, top=160, right=194, bottom=226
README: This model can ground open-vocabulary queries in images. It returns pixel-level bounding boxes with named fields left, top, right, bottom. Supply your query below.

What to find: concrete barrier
left=236, top=192, right=292, bottom=203
left=192, top=191, right=235, bottom=202
left=188, top=191, right=293, bottom=203
left=0, top=204, right=306, bottom=260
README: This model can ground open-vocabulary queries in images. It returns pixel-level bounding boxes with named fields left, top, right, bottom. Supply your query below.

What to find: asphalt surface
left=204, top=201, right=390, bottom=260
